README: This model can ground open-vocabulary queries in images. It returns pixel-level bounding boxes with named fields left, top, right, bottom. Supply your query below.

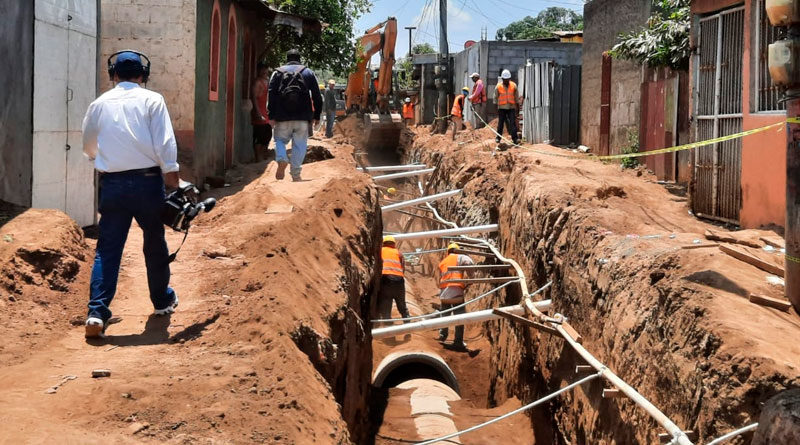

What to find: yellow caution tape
left=595, top=117, right=800, bottom=161
left=786, top=253, right=800, bottom=264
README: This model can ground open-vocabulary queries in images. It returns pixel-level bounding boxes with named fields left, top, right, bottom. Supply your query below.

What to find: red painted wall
left=691, top=0, right=786, bottom=228
left=739, top=2, right=786, bottom=228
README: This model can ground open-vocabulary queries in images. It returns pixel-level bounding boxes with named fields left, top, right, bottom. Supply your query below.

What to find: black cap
left=286, top=49, right=301, bottom=62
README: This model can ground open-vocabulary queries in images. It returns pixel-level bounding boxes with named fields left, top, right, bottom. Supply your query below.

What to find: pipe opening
left=373, top=352, right=461, bottom=395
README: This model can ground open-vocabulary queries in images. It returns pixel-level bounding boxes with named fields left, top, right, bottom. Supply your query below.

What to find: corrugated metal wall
left=520, top=62, right=580, bottom=146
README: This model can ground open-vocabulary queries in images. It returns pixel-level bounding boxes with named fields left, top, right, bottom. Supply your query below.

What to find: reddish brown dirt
left=0, top=138, right=381, bottom=444
left=401, top=127, right=800, bottom=443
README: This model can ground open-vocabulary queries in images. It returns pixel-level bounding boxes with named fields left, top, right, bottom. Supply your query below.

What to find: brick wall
left=99, top=0, right=196, bottom=135
left=581, top=0, right=651, bottom=153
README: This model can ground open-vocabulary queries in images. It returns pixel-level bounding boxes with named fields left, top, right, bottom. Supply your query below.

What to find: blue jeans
left=88, top=172, right=175, bottom=322
left=273, top=120, right=309, bottom=178
left=325, top=111, right=335, bottom=137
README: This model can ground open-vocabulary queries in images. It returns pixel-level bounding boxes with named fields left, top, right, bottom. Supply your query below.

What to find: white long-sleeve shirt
left=82, top=82, right=179, bottom=173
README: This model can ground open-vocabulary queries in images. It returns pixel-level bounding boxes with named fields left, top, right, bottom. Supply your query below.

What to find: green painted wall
left=194, top=0, right=261, bottom=181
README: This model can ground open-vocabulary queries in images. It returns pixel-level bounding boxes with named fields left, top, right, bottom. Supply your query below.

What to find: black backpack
left=275, top=65, right=308, bottom=115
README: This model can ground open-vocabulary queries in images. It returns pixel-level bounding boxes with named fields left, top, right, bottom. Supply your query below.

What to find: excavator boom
left=345, top=17, right=403, bottom=152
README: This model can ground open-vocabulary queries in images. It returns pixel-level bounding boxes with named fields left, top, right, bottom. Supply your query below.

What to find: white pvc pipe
left=357, top=164, right=428, bottom=172
left=372, top=168, right=436, bottom=181
left=555, top=324, right=694, bottom=445
left=391, top=224, right=499, bottom=242
left=381, top=189, right=462, bottom=212
left=705, top=423, right=758, bottom=445
left=371, top=301, right=551, bottom=339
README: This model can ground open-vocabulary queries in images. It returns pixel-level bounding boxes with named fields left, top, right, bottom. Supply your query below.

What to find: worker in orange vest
left=468, top=73, right=487, bottom=129
left=450, top=87, right=469, bottom=141
left=437, top=242, right=474, bottom=350
left=402, top=97, right=415, bottom=126
left=378, top=235, right=410, bottom=322
left=495, top=69, right=522, bottom=145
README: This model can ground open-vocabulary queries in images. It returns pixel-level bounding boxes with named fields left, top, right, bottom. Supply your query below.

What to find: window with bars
left=754, top=0, right=785, bottom=112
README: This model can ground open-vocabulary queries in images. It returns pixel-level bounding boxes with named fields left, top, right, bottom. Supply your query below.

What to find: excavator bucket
left=363, top=113, right=404, bottom=151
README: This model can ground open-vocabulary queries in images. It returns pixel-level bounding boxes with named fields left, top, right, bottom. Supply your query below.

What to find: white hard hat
left=470, top=72, right=479, bottom=78
left=501, top=70, right=511, bottom=80
left=405, top=97, right=411, bottom=103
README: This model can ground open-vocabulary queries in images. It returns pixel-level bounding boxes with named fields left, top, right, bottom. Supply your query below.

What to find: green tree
left=410, top=42, right=436, bottom=56
left=608, top=0, right=690, bottom=70
left=496, top=7, right=583, bottom=41
left=262, top=0, right=372, bottom=76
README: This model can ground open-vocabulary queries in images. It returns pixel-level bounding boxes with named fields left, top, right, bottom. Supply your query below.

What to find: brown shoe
left=275, top=162, right=288, bottom=180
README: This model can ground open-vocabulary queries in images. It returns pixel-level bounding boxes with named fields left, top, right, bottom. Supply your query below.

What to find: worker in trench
left=436, top=242, right=474, bottom=351
left=378, top=235, right=411, bottom=323
left=450, top=87, right=469, bottom=140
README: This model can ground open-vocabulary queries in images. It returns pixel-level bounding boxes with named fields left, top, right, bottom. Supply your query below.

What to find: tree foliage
left=608, top=0, right=690, bottom=70
left=496, top=7, right=583, bottom=41
left=262, top=0, right=372, bottom=76
left=410, top=42, right=436, bottom=56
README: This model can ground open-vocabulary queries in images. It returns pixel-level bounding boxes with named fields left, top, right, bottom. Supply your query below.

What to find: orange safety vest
left=438, top=254, right=464, bottom=289
left=381, top=247, right=404, bottom=277
left=403, top=102, right=414, bottom=119
left=450, top=95, right=465, bottom=118
left=497, top=81, right=518, bottom=107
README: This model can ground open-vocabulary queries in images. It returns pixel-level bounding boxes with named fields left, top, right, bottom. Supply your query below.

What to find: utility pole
left=764, top=0, right=800, bottom=310
left=404, top=26, right=416, bottom=57
left=788, top=86, right=799, bottom=312
left=436, top=0, right=449, bottom=133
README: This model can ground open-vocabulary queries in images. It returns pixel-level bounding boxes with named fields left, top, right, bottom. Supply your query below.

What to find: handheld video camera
left=162, top=183, right=217, bottom=233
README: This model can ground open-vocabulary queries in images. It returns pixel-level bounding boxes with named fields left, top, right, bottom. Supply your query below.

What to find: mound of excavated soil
left=0, top=208, right=92, bottom=364
left=403, top=129, right=799, bottom=444
left=0, top=141, right=382, bottom=444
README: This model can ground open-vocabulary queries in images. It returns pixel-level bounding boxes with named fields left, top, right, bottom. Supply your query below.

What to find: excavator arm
left=345, top=17, right=403, bottom=151
left=345, top=17, right=397, bottom=112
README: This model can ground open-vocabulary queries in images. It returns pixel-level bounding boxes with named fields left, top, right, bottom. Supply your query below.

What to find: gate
left=692, top=7, right=744, bottom=223
left=521, top=62, right=580, bottom=146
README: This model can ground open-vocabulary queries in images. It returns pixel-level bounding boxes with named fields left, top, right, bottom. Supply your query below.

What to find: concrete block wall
left=581, top=0, right=651, bottom=153
left=99, top=0, right=196, bottom=137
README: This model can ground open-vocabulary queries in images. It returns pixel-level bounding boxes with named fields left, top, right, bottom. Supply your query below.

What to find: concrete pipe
left=373, top=351, right=461, bottom=395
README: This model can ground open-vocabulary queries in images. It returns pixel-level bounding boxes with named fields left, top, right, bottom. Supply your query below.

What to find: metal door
left=693, top=7, right=744, bottom=223
left=32, top=0, right=97, bottom=227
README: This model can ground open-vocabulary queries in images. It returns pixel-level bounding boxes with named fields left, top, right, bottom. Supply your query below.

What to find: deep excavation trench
left=354, top=118, right=800, bottom=445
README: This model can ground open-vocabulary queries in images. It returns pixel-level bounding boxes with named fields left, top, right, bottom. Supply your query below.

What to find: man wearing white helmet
left=495, top=69, right=522, bottom=145
left=402, top=97, right=415, bottom=126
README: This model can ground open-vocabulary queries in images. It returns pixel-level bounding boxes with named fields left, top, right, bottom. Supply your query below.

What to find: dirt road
left=0, top=138, right=379, bottom=444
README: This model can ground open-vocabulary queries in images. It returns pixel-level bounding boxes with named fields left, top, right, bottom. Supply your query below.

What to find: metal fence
left=693, top=7, right=745, bottom=223
left=519, top=61, right=581, bottom=146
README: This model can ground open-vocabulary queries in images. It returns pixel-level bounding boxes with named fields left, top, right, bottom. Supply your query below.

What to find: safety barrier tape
left=786, top=253, right=800, bottom=264
left=466, top=100, right=800, bottom=162
left=595, top=117, right=799, bottom=161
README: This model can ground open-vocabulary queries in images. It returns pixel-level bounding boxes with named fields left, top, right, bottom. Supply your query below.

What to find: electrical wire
left=414, top=372, right=602, bottom=445
left=371, top=279, right=522, bottom=323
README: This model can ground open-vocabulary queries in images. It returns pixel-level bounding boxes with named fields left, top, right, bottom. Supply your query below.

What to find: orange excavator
left=345, top=17, right=403, bottom=151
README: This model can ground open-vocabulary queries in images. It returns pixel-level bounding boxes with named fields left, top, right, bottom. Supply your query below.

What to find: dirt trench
left=395, top=127, right=800, bottom=444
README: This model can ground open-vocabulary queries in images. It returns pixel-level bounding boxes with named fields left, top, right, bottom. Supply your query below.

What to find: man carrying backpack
left=268, top=49, right=323, bottom=181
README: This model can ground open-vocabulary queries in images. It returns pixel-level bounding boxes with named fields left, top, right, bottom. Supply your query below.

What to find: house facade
left=99, top=0, right=319, bottom=185
left=690, top=0, right=786, bottom=227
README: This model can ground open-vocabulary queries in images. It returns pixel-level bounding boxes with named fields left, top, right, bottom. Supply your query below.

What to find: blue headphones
left=107, top=50, right=151, bottom=83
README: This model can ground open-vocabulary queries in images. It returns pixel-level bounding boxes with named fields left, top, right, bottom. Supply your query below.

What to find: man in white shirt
left=81, top=51, right=180, bottom=338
